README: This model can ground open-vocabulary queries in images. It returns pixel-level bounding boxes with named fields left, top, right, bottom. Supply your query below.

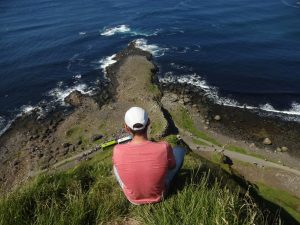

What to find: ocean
left=1, top=0, right=300, bottom=134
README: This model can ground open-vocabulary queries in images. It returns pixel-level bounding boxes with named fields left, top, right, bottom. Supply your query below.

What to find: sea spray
left=134, top=38, right=168, bottom=57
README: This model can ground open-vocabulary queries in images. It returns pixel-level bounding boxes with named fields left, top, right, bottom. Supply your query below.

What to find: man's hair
left=129, top=122, right=149, bottom=135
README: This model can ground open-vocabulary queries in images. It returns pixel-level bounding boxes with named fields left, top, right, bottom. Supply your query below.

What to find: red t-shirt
left=112, top=141, right=176, bottom=204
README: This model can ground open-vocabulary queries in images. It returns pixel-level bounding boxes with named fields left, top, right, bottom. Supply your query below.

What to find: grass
left=149, top=120, right=165, bottom=137
left=170, top=106, right=220, bottom=146
left=163, top=135, right=179, bottom=147
left=257, top=183, right=300, bottom=223
left=66, top=126, right=83, bottom=139
left=0, top=146, right=281, bottom=225
left=226, top=145, right=272, bottom=162
left=147, top=83, right=161, bottom=98
left=65, top=126, right=90, bottom=147
left=206, top=151, right=300, bottom=223
left=226, top=145, right=248, bottom=154
left=192, top=137, right=209, bottom=146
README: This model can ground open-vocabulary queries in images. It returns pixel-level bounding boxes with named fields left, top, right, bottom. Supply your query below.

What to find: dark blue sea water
left=1, top=0, right=300, bottom=133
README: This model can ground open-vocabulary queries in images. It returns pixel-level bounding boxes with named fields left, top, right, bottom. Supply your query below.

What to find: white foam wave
left=100, top=25, right=131, bottom=36
left=259, top=102, right=300, bottom=116
left=0, top=118, right=12, bottom=137
left=48, top=83, right=94, bottom=105
left=0, top=83, right=97, bottom=137
left=134, top=38, right=168, bottom=57
left=74, top=74, right=82, bottom=79
left=21, top=105, right=40, bottom=114
left=79, top=31, right=86, bottom=35
left=0, top=105, right=45, bottom=137
left=160, top=73, right=300, bottom=117
left=99, top=54, right=117, bottom=76
left=19, top=105, right=45, bottom=120
left=100, top=25, right=160, bottom=37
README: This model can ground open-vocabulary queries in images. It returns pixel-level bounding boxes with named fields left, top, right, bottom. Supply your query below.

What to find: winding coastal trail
left=180, top=129, right=300, bottom=176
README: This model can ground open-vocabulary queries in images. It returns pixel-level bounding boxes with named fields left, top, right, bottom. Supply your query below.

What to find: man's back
left=113, top=140, right=175, bottom=204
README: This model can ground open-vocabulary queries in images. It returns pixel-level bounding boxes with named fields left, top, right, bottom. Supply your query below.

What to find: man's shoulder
left=114, top=141, right=170, bottom=151
left=153, top=141, right=170, bottom=148
left=146, top=141, right=171, bottom=152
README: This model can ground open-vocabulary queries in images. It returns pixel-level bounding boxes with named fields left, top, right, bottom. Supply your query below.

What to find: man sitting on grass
left=113, top=106, right=186, bottom=205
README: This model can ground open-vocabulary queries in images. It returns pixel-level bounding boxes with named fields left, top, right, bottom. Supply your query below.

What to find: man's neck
left=131, top=134, right=148, bottom=144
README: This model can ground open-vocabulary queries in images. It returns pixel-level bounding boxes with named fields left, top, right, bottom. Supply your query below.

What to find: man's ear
left=124, top=124, right=131, bottom=134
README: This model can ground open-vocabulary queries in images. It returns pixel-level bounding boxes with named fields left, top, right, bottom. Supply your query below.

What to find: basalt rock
left=64, top=90, right=84, bottom=107
left=263, top=138, right=272, bottom=145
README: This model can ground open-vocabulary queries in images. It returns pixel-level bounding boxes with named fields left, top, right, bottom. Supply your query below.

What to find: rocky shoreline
left=0, top=41, right=300, bottom=194
left=160, top=81, right=300, bottom=159
left=0, top=42, right=164, bottom=193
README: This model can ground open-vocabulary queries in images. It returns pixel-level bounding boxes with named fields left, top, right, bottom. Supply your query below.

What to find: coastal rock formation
left=0, top=43, right=168, bottom=193
left=64, top=90, right=84, bottom=106
left=263, top=138, right=272, bottom=145
left=214, top=115, right=221, bottom=121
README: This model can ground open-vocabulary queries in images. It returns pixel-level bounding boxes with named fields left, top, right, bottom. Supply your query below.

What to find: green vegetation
left=163, top=135, right=179, bottom=147
left=0, top=147, right=276, bottom=225
left=257, top=183, right=300, bottom=223
left=66, top=126, right=82, bottom=138
left=226, top=145, right=269, bottom=161
left=170, top=106, right=220, bottom=146
left=66, top=126, right=89, bottom=147
left=207, top=151, right=300, bottom=223
left=206, top=152, right=232, bottom=173
left=227, top=145, right=247, bottom=154
left=149, top=120, right=164, bottom=137
left=192, top=137, right=209, bottom=146
left=148, top=82, right=161, bottom=98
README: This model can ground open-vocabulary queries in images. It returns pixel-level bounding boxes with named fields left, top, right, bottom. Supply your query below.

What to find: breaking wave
left=133, top=38, right=168, bottom=57
left=98, top=54, right=117, bottom=76
left=48, top=83, right=95, bottom=105
left=0, top=82, right=97, bottom=137
left=160, top=73, right=300, bottom=119
left=101, top=25, right=131, bottom=36
left=100, top=25, right=159, bottom=37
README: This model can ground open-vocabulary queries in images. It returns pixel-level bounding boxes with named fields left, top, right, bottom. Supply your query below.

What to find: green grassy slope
left=0, top=146, right=281, bottom=225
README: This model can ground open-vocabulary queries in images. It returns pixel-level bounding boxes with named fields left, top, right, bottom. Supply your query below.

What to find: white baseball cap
left=124, top=107, right=148, bottom=131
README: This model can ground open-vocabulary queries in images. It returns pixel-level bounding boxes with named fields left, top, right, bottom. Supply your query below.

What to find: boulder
left=249, top=143, right=255, bottom=148
left=169, top=93, right=179, bottom=102
left=263, top=138, right=272, bottom=145
left=214, top=115, right=221, bottom=121
left=281, top=146, right=288, bottom=152
left=178, top=99, right=184, bottom=104
left=183, top=96, right=190, bottom=104
left=64, top=90, right=84, bottom=106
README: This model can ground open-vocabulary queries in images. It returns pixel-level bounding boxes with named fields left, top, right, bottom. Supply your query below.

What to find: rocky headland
left=0, top=42, right=299, bottom=220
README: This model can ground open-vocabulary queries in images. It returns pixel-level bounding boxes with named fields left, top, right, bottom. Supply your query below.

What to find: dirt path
left=180, top=130, right=300, bottom=176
